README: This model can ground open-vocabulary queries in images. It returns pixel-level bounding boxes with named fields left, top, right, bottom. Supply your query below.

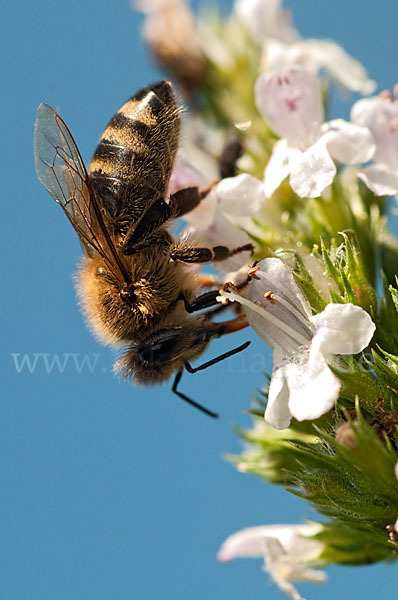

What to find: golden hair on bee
left=34, top=80, right=251, bottom=417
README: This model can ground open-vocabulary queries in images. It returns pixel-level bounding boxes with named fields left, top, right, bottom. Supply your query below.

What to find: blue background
left=1, top=1, right=397, bottom=598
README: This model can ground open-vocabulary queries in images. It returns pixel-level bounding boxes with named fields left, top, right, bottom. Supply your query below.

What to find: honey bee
left=34, top=81, right=251, bottom=417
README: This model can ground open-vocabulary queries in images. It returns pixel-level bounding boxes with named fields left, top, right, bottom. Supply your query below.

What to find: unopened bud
left=335, top=422, right=360, bottom=450
left=137, top=0, right=208, bottom=94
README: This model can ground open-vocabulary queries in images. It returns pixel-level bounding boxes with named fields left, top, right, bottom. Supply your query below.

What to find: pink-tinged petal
left=288, top=141, right=336, bottom=198
left=167, top=154, right=207, bottom=197
left=265, top=39, right=375, bottom=96
left=286, top=355, right=341, bottom=422
left=322, top=119, right=375, bottom=164
left=351, top=96, right=398, bottom=169
left=216, top=174, right=265, bottom=216
left=264, top=139, right=290, bottom=197
left=310, top=303, right=375, bottom=355
left=358, top=164, right=398, bottom=196
left=265, top=352, right=291, bottom=429
left=255, top=68, right=323, bottom=146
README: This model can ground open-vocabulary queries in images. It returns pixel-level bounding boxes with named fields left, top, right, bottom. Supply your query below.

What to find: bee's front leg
left=180, top=290, right=222, bottom=313
left=180, top=265, right=257, bottom=315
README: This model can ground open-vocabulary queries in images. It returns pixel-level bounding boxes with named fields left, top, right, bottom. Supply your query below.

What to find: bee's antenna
left=172, top=341, right=250, bottom=418
left=172, top=371, right=219, bottom=418
left=184, top=341, right=251, bottom=373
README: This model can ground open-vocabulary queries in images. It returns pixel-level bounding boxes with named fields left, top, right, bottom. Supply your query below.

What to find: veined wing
left=34, top=103, right=130, bottom=284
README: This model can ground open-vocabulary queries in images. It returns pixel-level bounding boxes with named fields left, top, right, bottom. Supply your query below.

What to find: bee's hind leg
left=122, top=186, right=212, bottom=254
left=169, top=185, right=212, bottom=217
left=170, top=243, right=254, bottom=264
left=169, top=136, right=243, bottom=219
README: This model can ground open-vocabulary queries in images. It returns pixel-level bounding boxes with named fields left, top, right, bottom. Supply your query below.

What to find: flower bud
left=136, top=0, right=208, bottom=94
left=335, top=422, right=360, bottom=450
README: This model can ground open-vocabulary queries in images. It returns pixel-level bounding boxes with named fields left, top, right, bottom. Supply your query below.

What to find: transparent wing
left=34, top=103, right=130, bottom=284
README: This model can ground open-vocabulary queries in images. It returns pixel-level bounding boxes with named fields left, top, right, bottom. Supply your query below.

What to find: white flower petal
left=220, top=258, right=314, bottom=356
left=286, top=354, right=341, bottom=421
left=217, top=526, right=271, bottom=561
left=253, top=258, right=313, bottom=319
left=322, top=119, right=375, bottom=164
left=307, top=40, right=376, bottom=95
left=288, top=141, right=336, bottom=198
left=189, top=207, right=252, bottom=272
left=266, top=352, right=292, bottom=429
left=235, top=0, right=298, bottom=44
left=310, top=303, right=375, bottom=355
left=247, top=258, right=314, bottom=350
left=216, top=173, right=266, bottom=216
left=218, top=523, right=326, bottom=600
left=265, top=39, right=312, bottom=73
left=262, top=538, right=308, bottom=600
left=357, top=164, right=398, bottom=196
left=351, top=96, right=398, bottom=169
left=264, top=139, right=290, bottom=197
left=255, top=68, right=323, bottom=145
left=218, top=523, right=323, bottom=561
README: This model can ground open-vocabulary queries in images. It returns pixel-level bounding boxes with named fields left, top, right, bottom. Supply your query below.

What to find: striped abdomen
left=89, top=81, right=180, bottom=227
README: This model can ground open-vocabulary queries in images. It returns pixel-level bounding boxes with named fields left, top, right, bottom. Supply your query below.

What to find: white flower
left=255, top=68, right=375, bottom=198
left=218, top=258, right=376, bottom=429
left=351, top=89, right=398, bottom=197
left=218, top=523, right=327, bottom=600
left=265, top=39, right=376, bottom=95
left=235, top=0, right=298, bottom=45
left=234, top=0, right=375, bottom=95
left=182, top=174, right=266, bottom=271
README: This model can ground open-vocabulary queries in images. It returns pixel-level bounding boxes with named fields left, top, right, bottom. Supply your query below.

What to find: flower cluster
left=135, top=0, right=398, bottom=598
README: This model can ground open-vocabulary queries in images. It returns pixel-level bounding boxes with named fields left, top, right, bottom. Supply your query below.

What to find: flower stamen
left=380, top=89, right=393, bottom=101
left=248, top=265, right=261, bottom=280
left=264, top=291, right=276, bottom=303
left=220, top=289, right=312, bottom=347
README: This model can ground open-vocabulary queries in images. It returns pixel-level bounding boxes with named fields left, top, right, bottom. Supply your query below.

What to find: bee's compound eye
left=139, top=336, right=177, bottom=364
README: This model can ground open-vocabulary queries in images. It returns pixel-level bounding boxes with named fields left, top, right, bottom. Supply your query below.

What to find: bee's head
left=114, top=325, right=212, bottom=384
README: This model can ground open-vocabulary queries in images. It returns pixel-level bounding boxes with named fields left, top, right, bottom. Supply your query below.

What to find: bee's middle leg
left=170, top=243, right=254, bottom=264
